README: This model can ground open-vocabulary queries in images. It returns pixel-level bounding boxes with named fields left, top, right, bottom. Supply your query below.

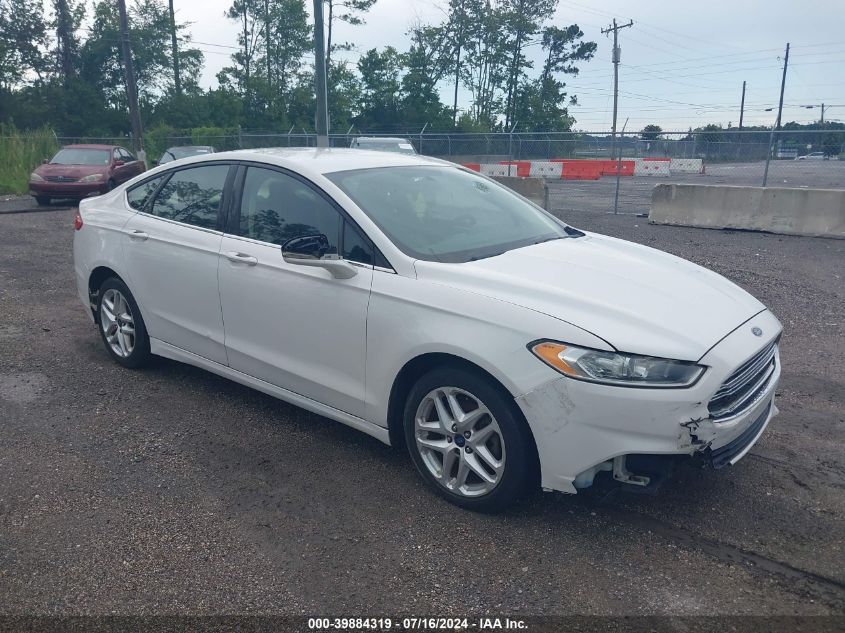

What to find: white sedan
left=73, top=149, right=781, bottom=511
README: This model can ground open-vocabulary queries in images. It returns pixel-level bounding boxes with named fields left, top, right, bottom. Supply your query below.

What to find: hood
left=414, top=233, right=765, bottom=361
left=35, top=163, right=109, bottom=179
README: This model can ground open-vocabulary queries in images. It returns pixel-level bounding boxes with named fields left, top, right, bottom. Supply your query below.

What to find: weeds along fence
left=2, top=127, right=843, bottom=198
left=0, top=125, right=60, bottom=195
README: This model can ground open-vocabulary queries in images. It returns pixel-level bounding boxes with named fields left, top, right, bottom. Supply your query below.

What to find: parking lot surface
left=0, top=204, right=843, bottom=616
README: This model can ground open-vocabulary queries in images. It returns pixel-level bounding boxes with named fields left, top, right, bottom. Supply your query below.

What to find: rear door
left=121, top=163, right=235, bottom=364
left=217, top=164, right=375, bottom=417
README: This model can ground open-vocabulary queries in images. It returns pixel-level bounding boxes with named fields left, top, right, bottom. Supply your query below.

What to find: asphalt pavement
left=0, top=204, right=843, bottom=620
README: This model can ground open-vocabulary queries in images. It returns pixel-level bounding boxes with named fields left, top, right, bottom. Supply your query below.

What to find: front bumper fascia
left=515, top=310, right=782, bottom=494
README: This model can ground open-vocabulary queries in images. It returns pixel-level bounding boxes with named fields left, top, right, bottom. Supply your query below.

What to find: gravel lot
left=0, top=204, right=843, bottom=619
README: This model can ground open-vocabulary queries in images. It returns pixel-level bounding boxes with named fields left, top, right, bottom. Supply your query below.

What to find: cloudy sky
left=176, top=0, right=845, bottom=131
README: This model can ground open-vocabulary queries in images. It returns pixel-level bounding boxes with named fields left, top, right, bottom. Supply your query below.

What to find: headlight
left=30, top=172, right=44, bottom=181
left=79, top=173, right=104, bottom=182
left=530, top=340, right=705, bottom=388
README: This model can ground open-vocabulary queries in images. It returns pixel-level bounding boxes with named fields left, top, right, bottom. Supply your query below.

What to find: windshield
left=327, top=166, right=570, bottom=263
left=50, top=149, right=111, bottom=166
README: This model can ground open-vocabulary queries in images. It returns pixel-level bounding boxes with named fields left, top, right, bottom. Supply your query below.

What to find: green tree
left=81, top=0, right=203, bottom=105
left=220, top=0, right=263, bottom=118
left=641, top=124, right=662, bottom=141
left=500, top=0, right=557, bottom=128
left=50, top=0, right=85, bottom=82
left=356, top=47, right=401, bottom=128
left=400, top=26, right=452, bottom=128
left=0, top=0, right=50, bottom=88
left=460, top=0, right=509, bottom=127
left=324, top=0, right=377, bottom=70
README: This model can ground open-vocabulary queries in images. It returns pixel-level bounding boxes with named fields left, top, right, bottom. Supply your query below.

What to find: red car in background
left=29, top=144, right=146, bottom=206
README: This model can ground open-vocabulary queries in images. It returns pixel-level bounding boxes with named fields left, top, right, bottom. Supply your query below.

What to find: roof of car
left=177, top=147, right=452, bottom=175
left=353, top=136, right=412, bottom=143
left=62, top=144, right=120, bottom=150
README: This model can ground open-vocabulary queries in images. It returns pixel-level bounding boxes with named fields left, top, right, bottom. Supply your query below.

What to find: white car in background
left=795, top=152, right=828, bottom=160
left=72, top=149, right=781, bottom=511
left=350, top=136, right=417, bottom=155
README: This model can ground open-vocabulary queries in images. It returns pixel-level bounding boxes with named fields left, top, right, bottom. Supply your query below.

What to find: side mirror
left=114, top=160, right=125, bottom=167
left=282, top=234, right=357, bottom=279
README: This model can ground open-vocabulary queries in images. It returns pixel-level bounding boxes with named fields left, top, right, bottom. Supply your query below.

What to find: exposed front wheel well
left=386, top=354, right=539, bottom=477
left=88, top=267, right=124, bottom=321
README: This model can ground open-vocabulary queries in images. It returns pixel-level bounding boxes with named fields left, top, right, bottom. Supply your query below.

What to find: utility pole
left=312, top=0, right=329, bottom=147
left=801, top=103, right=827, bottom=124
left=265, top=0, right=271, bottom=89
left=117, top=0, right=144, bottom=161
left=168, top=0, right=181, bottom=95
left=601, top=19, right=633, bottom=150
left=452, top=0, right=465, bottom=126
left=736, top=80, right=747, bottom=161
left=763, top=43, right=789, bottom=187
left=774, top=43, right=789, bottom=130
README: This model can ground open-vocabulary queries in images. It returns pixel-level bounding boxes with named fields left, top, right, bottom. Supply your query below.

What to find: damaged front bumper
left=514, top=310, right=782, bottom=494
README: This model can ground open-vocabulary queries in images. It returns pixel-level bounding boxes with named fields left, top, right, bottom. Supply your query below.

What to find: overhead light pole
left=312, top=0, right=329, bottom=148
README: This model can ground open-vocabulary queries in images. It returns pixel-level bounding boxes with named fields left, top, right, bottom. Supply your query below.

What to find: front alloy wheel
left=404, top=367, right=535, bottom=511
left=414, top=387, right=506, bottom=497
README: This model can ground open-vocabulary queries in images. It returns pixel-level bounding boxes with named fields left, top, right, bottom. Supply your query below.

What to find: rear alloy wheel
left=404, top=367, right=535, bottom=511
left=96, top=277, right=150, bottom=368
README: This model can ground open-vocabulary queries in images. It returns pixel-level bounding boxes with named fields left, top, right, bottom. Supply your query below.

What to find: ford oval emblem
left=752, top=327, right=763, bottom=337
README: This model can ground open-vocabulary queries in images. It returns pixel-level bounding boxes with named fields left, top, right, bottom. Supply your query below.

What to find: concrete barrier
left=493, top=176, right=548, bottom=209
left=650, top=184, right=845, bottom=239
left=480, top=163, right=518, bottom=177
left=634, top=158, right=671, bottom=176
left=669, top=158, right=704, bottom=174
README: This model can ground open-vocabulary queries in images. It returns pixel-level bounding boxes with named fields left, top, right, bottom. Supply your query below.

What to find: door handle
left=127, top=230, right=148, bottom=241
left=223, top=251, right=258, bottom=266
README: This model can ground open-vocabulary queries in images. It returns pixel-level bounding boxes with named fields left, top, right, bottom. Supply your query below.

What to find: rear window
left=127, top=175, right=166, bottom=211
left=149, top=165, right=229, bottom=230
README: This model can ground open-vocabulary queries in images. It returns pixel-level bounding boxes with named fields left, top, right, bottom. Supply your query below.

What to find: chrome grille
left=708, top=340, right=778, bottom=419
left=46, top=175, right=79, bottom=182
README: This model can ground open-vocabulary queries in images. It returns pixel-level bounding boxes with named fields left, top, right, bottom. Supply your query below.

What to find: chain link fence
left=31, top=128, right=845, bottom=213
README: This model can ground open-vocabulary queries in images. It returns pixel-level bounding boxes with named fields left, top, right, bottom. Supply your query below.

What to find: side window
left=150, top=165, right=229, bottom=230
left=119, top=148, right=134, bottom=161
left=342, top=221, right=373, bottom=265
left=112, top=149, right=121, bottom=163
left=238, top=167, right=341, bottom=249
left=126, top=175, right=165, bottom=211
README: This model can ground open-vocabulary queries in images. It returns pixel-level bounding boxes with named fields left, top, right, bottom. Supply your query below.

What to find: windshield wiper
left=532, top=236, right=565, bottom=245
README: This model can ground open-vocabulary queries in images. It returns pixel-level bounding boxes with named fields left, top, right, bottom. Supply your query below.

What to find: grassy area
left=0, top=125, right=60, bottom=195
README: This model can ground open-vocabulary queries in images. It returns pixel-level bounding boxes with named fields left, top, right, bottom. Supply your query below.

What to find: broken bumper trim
left=706, top=401, right=771, bottom=469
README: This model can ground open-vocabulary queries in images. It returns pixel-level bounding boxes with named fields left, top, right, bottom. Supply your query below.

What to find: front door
left=122, top=163, right=233, bottom=365
left=217, top=165, right=374, bottom=418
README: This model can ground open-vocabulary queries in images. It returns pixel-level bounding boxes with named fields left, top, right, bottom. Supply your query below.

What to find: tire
left=96, top=277, right=151, bottom=368
left=403, top=366, right=536, bottom=512
left=34, top=196, right=50, bottom=206
left=107, top=179, right=117, bottom=191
